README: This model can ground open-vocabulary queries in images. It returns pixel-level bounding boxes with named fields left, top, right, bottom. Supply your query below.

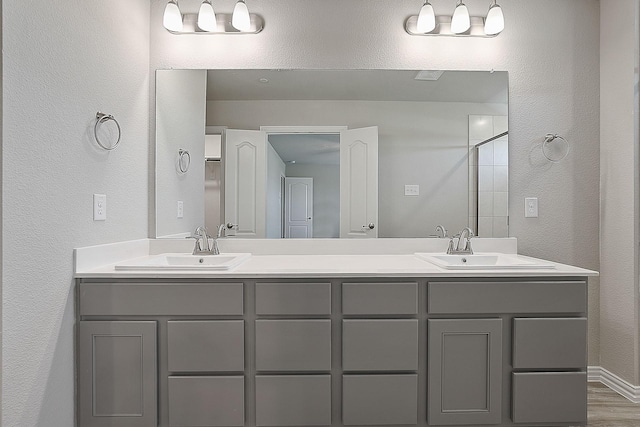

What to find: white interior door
left=224, top=129, right=267, bottom=238
left=340, top=126, right=378, bottom=238
left=284, top=177, right=313, bottom=238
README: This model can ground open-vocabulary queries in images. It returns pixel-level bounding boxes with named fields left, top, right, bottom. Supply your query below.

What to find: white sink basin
left=414, top=252, right=555, bottom=270
left=115, top=253, right=251, bottom=271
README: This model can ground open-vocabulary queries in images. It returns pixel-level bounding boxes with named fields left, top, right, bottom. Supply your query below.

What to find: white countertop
left=74, top=238, right=598, bottom=279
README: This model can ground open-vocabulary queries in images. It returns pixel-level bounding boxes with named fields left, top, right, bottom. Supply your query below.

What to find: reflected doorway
left=268, top=133, right=340, bottom=238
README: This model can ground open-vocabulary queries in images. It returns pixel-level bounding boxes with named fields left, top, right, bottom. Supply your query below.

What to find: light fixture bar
left=165, top=12, right=264, bottom=34
left=405, top=15, right=494, bottom=37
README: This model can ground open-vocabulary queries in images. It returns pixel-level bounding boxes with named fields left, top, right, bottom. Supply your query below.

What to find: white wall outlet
left=525, top=197, right=538, bottom=218
left=93, top=194, right=106, bottom=221
left=177, top=201, right=184, bottom=218
left=404, top=184, right=420, bottom=196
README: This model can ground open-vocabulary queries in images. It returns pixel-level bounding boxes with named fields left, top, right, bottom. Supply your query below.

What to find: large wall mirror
left=155, top=69, right=508, bottom=239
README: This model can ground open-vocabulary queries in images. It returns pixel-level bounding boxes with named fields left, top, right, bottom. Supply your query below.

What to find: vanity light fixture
left=162, top=0, right=263, bottom=34
left=450, top=0, right=471, bottom=34
left=197, top=0, right=217, bottom=32
left=416, top=0, right=436, bottom=33
left=232, top=0, right=251, bottom=32
left=163, top=0, right=183, bottom=32
left=405, top=0, right=504, bottom=37
left=483, top=0, right=504, bottom=35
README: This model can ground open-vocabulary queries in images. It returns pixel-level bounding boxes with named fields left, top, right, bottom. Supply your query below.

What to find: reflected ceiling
left=206, top=69, right=508, bottom=103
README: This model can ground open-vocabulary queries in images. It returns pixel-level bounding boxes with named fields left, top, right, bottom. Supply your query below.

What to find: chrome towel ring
left=542, top=133, right=570, bottom=162
left=178, top=149, right=191, bottom=173
left=94, top=112, right=121, bottom=151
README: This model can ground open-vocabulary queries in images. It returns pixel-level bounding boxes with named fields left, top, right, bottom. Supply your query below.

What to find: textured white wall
left=600, top=0, right=639, bottom=385
left=3, top=1, right=150, bottom=426
left=153, top=0, right=600, bottom=363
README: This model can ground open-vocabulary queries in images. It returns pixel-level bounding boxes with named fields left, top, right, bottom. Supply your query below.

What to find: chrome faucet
left=435, top=225, right=448, bottom=238
left=192, top=226, right=214, bottom=255
left=447, top=227, right=474, bottom=255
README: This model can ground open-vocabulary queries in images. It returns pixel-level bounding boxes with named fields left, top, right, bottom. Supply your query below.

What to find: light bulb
left=484, top=1, right=504, bottom=35
left=198, top=0, right=218, bottom=32
left=451, top=0, right=470, bottom=34
left=416, top=1, right=436, bottom=33
left=232, top=0, right=251, bottom=32
left=163, top=0, right=183, bottom=32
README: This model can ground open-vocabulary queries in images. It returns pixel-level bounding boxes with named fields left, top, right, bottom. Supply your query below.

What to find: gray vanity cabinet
left=78, top=320, right=158, bottom=427
left=77, top=277, right=589, bottom=427
left=427, top=319, right=503, bottom=425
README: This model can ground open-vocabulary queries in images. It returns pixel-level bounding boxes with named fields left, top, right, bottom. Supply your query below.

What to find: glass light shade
left=232, top=0, right=251, bottom=32
left=484, top=3, right=504, bottom=35
left=198, top=0, right=218, bottom=32
left=416, top=2, right=436, bottom=33
left=163, top=0, right=183, bottom=32
left=450, top=2, right=470, bottom=34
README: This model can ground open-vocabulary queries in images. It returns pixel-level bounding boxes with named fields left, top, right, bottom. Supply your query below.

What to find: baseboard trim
left=588, top=366, right=640, bottom=403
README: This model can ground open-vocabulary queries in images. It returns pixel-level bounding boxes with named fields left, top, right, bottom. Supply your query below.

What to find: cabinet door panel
left=428, top=319, right=502, bottom=425
left=168, top=320, right=244, bottom=372
left=513, top=317, right=587, bottom=369
left=255, top=375, right=331, bottom=426
left=79, top=321, right=157, bottom=427
left=342, top=374, right=417, bottom=426
left=342, top=319, right=418, bottom=371
left=512, top=372, right=587, bottom=423
left=256, top=320, right=331, bottom=371
left=342, top=282, right=417, bottom=315
left=428, top=281, right=586, bottom=314
left=256, top=282, right=331, bottom=315
left=79, top=282, right=244, bottom=315
left=168, top=376, right=244, bottom=426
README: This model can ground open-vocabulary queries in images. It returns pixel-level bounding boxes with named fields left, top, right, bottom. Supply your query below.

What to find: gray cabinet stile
left=77, top=277, right=588, bottom=427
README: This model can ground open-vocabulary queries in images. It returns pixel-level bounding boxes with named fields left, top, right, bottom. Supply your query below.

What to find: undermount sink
left=115, top=253, right=251, bottom=271
left=414, top=252, right=555, bottom=270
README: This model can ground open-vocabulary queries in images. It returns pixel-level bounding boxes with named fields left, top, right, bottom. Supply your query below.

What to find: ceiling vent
left=414, top=70, right=445, bottom=81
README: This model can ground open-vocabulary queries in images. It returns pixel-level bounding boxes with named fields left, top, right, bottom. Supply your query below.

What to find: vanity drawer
left=168, top=376, right=244, bottom=426
left=256, top=282, right=331, bottom=315
left=255, top=320, right=331, bottom=371
left=342, top=282, right=417, bottom=315
left=428, top=281, right=587, bottom=314
left=342, top=374, right=418, bottom=426
left=255, top=375, right=331, bottom=426
left=512, top=372, right=587, bottom=424
left=79, top=282, right=244, bottom=316
left=513, top=318, right=587, bottom=369
left=167, top=321, right=244, bottom=372
left=342, top=319, right=418, bottom=371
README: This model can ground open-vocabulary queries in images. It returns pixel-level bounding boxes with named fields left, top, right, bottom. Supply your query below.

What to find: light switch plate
left=177, top=201, right=184, bottom=218
left=405, top=184, right=420, bottom=196
left=93, top=194, right=106, bottom=221
left=525, top=197, right=538, bottom=218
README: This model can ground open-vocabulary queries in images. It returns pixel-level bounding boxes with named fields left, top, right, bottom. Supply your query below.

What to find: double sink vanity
left=74, top=237, right=596, bottom=427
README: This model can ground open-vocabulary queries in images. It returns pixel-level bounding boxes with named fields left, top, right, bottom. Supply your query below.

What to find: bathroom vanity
left=74, top=239, right=596, bottom=427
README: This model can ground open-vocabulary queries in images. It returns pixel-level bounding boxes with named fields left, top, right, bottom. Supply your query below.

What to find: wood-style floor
left=588, top=382, right=640, bottom=426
